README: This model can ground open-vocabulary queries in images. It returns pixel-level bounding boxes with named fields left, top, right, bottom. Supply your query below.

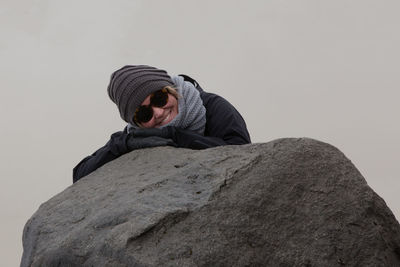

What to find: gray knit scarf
left=127, top=75, right=206, bottom=134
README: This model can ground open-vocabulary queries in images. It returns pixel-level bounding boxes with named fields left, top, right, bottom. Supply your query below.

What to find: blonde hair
left=164, top=85, right=181, bottom=99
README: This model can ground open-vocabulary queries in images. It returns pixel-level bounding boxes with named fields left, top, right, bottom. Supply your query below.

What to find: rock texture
left=21, top=138, right=400, bottom=267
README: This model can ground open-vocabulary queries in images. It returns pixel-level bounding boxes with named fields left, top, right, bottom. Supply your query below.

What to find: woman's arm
left=73, top=131, right=176, bottom=183
left=72, top=131, right=130, bottom=183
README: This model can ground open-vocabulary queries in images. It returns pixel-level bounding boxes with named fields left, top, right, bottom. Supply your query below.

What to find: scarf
left=127, top=75, right=206, bottom=135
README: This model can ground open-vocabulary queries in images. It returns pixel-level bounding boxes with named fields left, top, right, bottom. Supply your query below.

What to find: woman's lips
left=162, top=111, right=170, bottom=123
left=160, top=109, right=171, bottom=125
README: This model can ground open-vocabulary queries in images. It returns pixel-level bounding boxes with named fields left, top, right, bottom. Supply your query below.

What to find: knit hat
left=107, top=65, right=174, bottom=124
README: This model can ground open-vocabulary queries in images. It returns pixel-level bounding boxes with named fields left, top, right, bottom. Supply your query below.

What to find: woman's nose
left=152, top=106, right=164, bottom=118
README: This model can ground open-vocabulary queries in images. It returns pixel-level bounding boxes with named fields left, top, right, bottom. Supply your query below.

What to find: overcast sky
left=1, top=1, right=399, bottom=266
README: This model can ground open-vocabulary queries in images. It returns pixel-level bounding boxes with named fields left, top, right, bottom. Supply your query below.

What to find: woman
left=73, top=65, right=251, bottom=183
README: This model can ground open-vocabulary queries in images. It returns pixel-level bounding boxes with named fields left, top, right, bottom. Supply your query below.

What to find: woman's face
left=139, top=92, right=179, bottom=128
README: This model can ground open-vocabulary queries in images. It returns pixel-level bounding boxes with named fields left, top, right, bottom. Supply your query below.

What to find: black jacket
left=73, top=75, right=251, bottom=183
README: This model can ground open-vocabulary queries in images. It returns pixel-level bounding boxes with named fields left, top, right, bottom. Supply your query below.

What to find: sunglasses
left=134, top=88, right=169, bottom=124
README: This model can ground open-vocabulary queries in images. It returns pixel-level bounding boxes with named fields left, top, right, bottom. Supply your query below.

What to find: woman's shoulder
left=201, top=91, right=231, bottom=109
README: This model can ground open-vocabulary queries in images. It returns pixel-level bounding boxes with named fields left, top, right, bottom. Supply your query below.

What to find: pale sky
left=1, top=1, right=399, bottom=266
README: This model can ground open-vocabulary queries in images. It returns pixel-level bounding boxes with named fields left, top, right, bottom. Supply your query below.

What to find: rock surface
left=21, top=138, right=400, bottom=267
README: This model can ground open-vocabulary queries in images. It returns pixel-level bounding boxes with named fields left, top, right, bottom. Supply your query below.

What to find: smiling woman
left=134, top=87, right=179, bottom=128
left=72, top=65, right=251, bottom=183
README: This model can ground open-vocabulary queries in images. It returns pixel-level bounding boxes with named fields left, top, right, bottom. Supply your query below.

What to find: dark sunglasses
left=134, top=88, right=169, bottom=124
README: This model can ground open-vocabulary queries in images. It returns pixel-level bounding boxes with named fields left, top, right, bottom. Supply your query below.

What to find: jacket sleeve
left=72, top=131, right=130, bottom=183
left=172, top=93, right=251, bottom=149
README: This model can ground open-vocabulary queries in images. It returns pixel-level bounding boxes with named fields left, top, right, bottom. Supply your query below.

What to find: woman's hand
left=126, top=135, right=177, bottom=150
left=130, top=126, right=177, bottom=139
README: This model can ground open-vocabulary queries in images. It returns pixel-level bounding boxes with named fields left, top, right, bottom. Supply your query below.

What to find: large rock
left=21, top=138, right=400, bottom=266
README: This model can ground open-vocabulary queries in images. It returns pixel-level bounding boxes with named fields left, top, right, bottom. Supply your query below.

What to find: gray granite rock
left=21, top=138, right=400, bottom=266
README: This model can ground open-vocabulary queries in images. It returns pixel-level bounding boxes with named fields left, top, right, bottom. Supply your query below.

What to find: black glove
left=130, top=126, right=177, bottom=140
left=126, top=135, right=177, bottom=150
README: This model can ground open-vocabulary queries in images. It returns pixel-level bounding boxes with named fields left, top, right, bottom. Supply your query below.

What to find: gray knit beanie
left=107, top=65, right=174, bottom=124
